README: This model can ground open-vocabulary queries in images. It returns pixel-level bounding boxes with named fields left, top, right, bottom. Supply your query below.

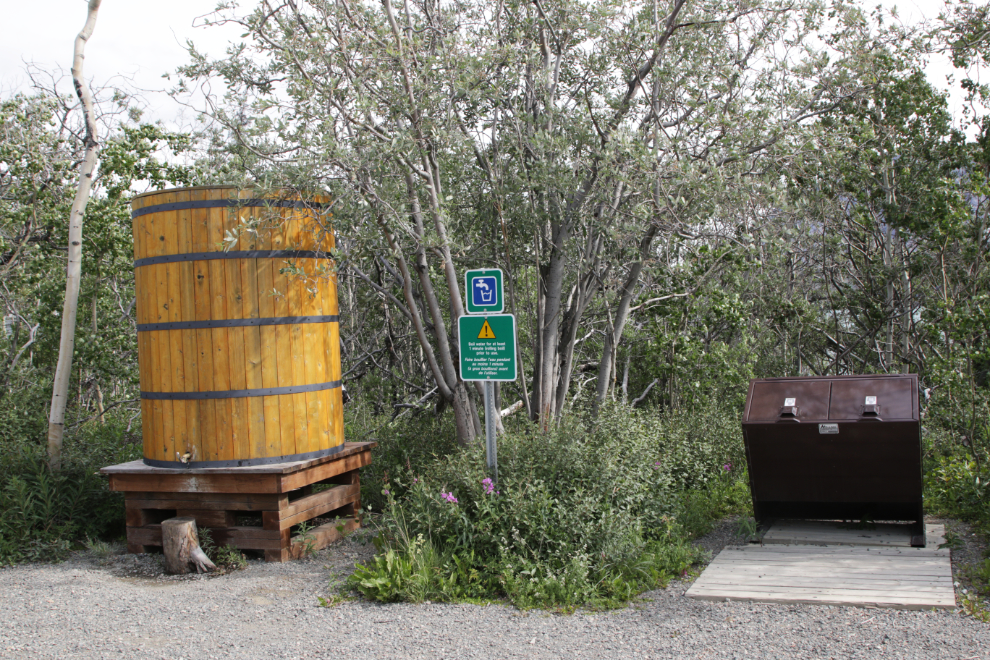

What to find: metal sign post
left=458, top=313, right=516, bottom=483
left=459, top=269, right=514, bottom=483
left=484, top=381, right=498, bottom=482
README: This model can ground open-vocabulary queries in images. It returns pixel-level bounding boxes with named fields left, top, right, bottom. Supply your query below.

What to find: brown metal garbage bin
left=741, top=374, right=925, bottom=546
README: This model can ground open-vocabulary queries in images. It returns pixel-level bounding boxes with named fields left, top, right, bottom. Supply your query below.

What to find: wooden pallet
left=101, top=442, right=375, bottom=562
left=686, top=524, right=955, bottom=610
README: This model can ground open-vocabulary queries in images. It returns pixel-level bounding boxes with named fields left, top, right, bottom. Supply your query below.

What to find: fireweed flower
left=441, top=491, right=458, bottom=504
left=482, top=478, right=498, bottom=495
left=723, top=463, right=732, bottom=472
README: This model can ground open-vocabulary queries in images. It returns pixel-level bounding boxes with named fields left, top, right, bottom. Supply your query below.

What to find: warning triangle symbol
left=478, top=320, right=496, bottom=339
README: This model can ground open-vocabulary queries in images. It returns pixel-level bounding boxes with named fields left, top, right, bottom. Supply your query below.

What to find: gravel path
left=1, top=522, right=989, bottom=660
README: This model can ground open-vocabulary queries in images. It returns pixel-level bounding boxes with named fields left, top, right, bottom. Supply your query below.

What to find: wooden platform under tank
left=101, top=441, right=375, bottom=562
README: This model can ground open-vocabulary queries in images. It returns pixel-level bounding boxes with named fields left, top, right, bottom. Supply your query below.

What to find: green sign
left=465, top=268, right=504, bottom=314
left=458, top=314, right=517, bottom=381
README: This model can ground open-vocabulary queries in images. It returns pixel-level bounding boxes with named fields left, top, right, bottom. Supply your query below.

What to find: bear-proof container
left=132, top=186, right=343, bottom=468
left=741, top=374, right=924, bottom=546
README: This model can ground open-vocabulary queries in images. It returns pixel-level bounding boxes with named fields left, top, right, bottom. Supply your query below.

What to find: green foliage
left=83, top=537, right=125, bottom=562
left=293, top=521, right=318, bottom=558
left=0, top=88, right=192, bottom=564
left=734, top=517, right=761, bottom=543
left=966, top=558, right=990, bottom=591
left=348, top=403, right=460, bottom=512
left=940, top=0, right=990, bottom=105
left=213, top=544, right=248, bottom=571
left=960, top=592, right=990, bottom=622
left=0, top=411, right=140, bottom=566
left=350, top=404, right=746, bottom=609
left=349, top=535, right=453, bottom=603
left=198, top=528, right=248, bottom=571
left=926, top=454, right=987, bottom=518
left=923, top=420, right=990, bottom=532
left=0, top=384, right=49, bottom=448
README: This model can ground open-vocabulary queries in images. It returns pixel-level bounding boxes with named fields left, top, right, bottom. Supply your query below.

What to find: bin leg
left=910, top=507, right=926, bottom=547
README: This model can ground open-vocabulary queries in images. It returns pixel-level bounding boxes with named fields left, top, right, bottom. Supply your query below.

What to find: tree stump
left=161, top=517, right=216, bottom=574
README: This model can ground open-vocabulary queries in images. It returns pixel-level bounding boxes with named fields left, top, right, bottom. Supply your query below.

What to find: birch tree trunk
left=591, top=226, right=659, bottom=417
left=47, top=0, right=101, bottom=470
left=529, top=0, right=688, bottom=429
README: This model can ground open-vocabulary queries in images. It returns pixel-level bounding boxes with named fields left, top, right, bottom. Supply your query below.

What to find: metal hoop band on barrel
left=131, top=198, right=333, bottom=219
left=133, top=249, right=332, bottom=268
left=141, top=443, right=345, bottom=469
left=141, top=380, right=342, bottom=400
left=136, top=315, right=339, bottom=332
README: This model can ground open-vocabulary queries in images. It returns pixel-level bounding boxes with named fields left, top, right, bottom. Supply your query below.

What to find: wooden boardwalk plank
left=712, top=554, right=951, bottom=567
left=695, top=572, right=953, bottom=587
left=715, top=545, right=949, bottom=556
left=686, top=524, right=955, bottom=610
left=700, top=564, right=953, bottom=577
left=715, top=544, right=948, bottom=557
left=689, top=593, right=956, bottom=606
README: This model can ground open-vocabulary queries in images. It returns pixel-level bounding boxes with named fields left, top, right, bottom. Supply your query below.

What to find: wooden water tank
left=132, top=186, right=343, bottom=468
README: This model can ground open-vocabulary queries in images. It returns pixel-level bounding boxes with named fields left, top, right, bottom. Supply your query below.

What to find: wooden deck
left=686, top=524, right=955, bottom=610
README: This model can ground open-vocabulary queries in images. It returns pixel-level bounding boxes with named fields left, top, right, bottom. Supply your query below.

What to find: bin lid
left=745, top=380, right=830, bottom=421
left=828, top=376, right=916, bottom=420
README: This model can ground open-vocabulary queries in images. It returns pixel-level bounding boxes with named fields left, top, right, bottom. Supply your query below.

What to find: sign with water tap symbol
left=465, top=268, right=504, bottom=315
left=461, top=268, right=511, bottom=483
left=460, top=268, right=515, bottom=382
left=474, top=277, right=496, bottom=304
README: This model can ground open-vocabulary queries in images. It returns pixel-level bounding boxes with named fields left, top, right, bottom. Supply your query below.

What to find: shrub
left=199, top=528, right=248, bottom=570
left=347, top=403, right=460, bottom=512
left=350, top=403, right=749, bottom=609
left=0, top=411, right=140, bottom=565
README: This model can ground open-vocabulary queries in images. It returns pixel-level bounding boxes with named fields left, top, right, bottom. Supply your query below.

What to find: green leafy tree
left=1, top=88, right=195, bottom=450
left=177, top=0, right=898, bottom=439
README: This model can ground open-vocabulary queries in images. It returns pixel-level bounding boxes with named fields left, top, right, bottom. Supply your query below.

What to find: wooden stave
left=132, top=188, right=341, bottom=467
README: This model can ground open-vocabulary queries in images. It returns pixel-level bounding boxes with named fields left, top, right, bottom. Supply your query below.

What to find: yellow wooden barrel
left=131, top=186, right=343, bottom=468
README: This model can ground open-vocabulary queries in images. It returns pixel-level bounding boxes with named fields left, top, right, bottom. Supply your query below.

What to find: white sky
left=0, top=0, right=974, bottom=128
left=0, top=0, right=240, bottom=126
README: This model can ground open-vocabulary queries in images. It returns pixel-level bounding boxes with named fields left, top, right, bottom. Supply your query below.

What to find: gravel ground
left=2, top=521, right=989, bottom=660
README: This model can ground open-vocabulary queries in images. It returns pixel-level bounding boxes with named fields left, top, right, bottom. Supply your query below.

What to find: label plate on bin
left=819, top=423, right=839, bottom=434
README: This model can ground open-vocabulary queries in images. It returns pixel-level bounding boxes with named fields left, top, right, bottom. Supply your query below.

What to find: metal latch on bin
left=860, top=395, right=882, bottom=419
left=778, top=397, right=800, bottom=420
